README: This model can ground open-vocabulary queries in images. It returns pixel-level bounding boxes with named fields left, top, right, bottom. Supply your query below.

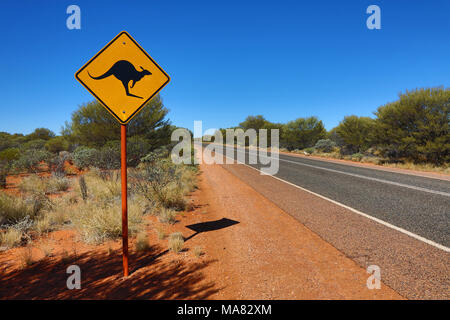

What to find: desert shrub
left=0, top=173, right=5, bottom=189
left=178, top=166, right=198, bottom=193
left=0, top=227, right=23, bottom=248
left=158, top=208, right=177, bottom=224
left=13, top=149, right=53, bottom=173
left=0, top=148, right=20, bottom=162
left=351, top=153, right=364, bottom=161
left=161, top=185, right=186, bottom=211
left=96, top=145, right=121, bottom=170
left=130, top=158, right=178, bottom=204
left=72, top=146, right=99, bottom=169
left=21, top=139, right=47, bottom=151
left=303, top=147, right=315, bottom=154
left=47, top=174, right=70, bottom=193
left=314, top=139, right=336, bottom=153
left=0, top=162, right=7, bottom=189
left=49, top=152, right=71, bottom=176
left=168, top=232, right=184, bottom=253
left=130, top=153, right=198, bottom=210
left=127, top=136, right=152, bottom=167
left=135, top=232, right=151, bottom=252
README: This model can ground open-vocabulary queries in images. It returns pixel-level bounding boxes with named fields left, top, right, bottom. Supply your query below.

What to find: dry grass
left=19, top=175, right=47, bottom=194
left=193, top=246, right=204, bottom=258
left=78, top=171, right=121, bottom=201
left=38, top=240, right=53, bottom=257
left=158, top=207, right=177, bottom=225
left=156, top=227, right=166, bottom=240
left=71, top=200, right=143, bottom=244
left=1, top=157, right=199, bottom=252
left=135, top=232, right=151, bottom=252
left=168, top=232, right=184, bottom=253
left=34, top=207, right=69, bottom=235
left=0, top=228, right=23, bottom=248
left=34, top=215, right=53, bottom=234
left=19, top=245, right=35, bottom=268
left=381, top=162, right=450, bottom=174
left=287, top=149, right=450, bottom=175
left=0, top=192, right=39, bottom=225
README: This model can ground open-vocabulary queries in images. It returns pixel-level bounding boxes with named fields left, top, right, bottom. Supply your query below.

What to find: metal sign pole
left=121, top=124, right=129, bottom=277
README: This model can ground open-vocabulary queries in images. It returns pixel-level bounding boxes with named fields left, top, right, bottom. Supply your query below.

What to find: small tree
left=335, top=116, right=375, bottom=154
left=26, top=128, right=55, bottom=141
left=373, top=87, right=449, bottom=164
left=45, top=136, right=69, bottom=153
left=281, top=117, right=326, bottom=150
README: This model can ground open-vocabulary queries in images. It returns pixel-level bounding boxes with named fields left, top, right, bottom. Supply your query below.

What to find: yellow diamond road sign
left=75, top=31, right=170, bottom=124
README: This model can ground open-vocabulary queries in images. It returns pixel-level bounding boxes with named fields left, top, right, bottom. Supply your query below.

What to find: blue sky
left=0, top=0, right=449, bottom=135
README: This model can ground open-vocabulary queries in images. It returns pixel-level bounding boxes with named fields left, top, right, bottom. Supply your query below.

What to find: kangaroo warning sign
left=75, top=31, right=170, bottom=124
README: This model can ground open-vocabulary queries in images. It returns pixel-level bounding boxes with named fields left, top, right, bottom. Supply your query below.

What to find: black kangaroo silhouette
left=88, top=60, right=151, bottom=99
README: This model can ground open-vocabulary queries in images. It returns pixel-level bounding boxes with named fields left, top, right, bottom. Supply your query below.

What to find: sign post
left=121, top=124, right=129, bottom=277
left=75, top=31, right=170, bottom=277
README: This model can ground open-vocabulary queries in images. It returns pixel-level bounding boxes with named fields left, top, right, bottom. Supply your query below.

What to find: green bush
left=97, top=145, right=120, bottom=170
left=45, top=136, right=69, bottom=153
left=13, top=149, right=53, bottom=173
left=0, top=148, right=20, bottom=162
left=314, top=139, right=336, bottom=153
left=72, top=146, right=99, bottom=169
left=20, top=139, right=47, bottom=151
left=351, top=153, right=364, bottom=162
left=127, top=136, right=152, bottom=167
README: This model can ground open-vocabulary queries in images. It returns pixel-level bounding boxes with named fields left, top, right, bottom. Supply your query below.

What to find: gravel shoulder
left=196, top=151, right=403, bottom=299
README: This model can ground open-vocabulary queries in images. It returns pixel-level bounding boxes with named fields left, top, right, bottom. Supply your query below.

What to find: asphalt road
left=204, top=144, right=450, bottom=299
left=211, top=145, right=450, bottom=248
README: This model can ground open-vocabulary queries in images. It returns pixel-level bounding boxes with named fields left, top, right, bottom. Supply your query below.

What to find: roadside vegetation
left=0, top=96, right=198, bottom=261
left=211, top=87, right=449, bottom=173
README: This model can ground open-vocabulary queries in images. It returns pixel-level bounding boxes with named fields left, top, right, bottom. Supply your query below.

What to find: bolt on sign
left=75, top=31, right=170, bottom=277
left=75, top=31, right=170, bottom=124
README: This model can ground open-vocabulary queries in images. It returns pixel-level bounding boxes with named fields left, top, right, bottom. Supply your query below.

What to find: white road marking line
left=221, top=152, right=450, bottom=253
left=235, top=148, right=450, bottom=197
